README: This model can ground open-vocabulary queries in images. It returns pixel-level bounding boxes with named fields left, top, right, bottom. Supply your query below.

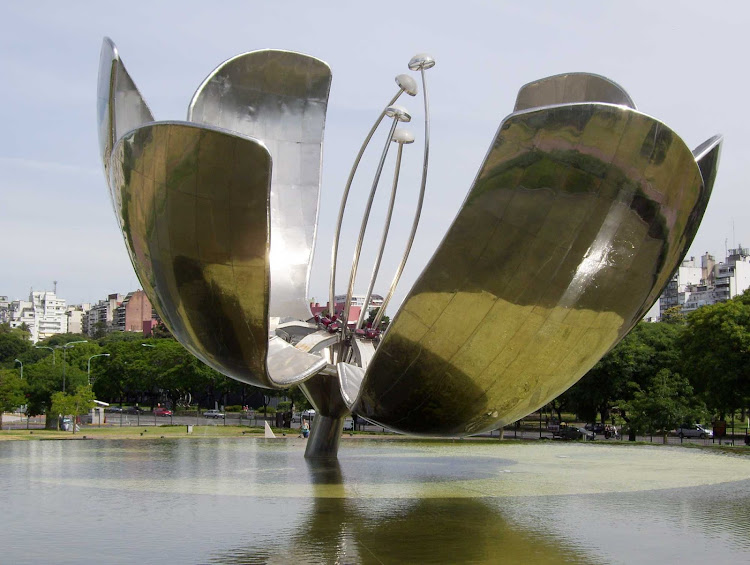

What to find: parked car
left=343, top=417, right=354, bottom=431
left=105, top=406, right=123, bottom=413
left=154, top=407, right=173, bottom=417
left=559, top=425, right=595, bottom=441
left=126, top=406, right=145, bottom=414
left=676, top=424, right=713, bottom=439
left=584, top=422, right=606, bottom=435
left=203, top=409, right=225, bottom=419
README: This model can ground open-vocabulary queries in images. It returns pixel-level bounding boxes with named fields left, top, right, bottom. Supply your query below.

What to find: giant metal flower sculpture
left=98, top=38, right=721, bottom=457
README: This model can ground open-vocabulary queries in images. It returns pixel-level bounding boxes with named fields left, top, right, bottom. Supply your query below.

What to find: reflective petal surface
left=97, top=37, right=153, bottom=180
left=109, top=121, right=275, bottom=387
left=352, top=103, right=707, bottom=436
left=188, top=50, right=332, bottom=322
left=514, top=72, right=636, bottom=112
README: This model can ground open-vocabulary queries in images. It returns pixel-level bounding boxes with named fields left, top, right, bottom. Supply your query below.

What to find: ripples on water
left=0, top=439, right=748, bottom=564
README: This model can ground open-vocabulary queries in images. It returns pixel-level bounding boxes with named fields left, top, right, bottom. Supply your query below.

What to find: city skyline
left=2, top=2, right=748, bottom=312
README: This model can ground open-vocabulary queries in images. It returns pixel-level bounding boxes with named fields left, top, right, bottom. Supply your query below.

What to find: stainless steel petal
left=108, top=121, right=277, bottom=387
left=267, top=336, right=328, bottom=386
left=351, top=103, right=707, bottom=436
left=514, top=73, right=636, bottom=112
left=97, top=38, right=153, bottom=178
left=188, top=50, right=332, bottom=323
left=693, top=135, right=723, bottom=197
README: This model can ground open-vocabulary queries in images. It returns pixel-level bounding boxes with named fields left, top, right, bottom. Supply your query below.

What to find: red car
left=154, top=407, right=173, bottom=417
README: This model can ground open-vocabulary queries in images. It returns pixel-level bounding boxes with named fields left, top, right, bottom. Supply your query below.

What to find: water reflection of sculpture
left=98, top=38, right=722, bottom=457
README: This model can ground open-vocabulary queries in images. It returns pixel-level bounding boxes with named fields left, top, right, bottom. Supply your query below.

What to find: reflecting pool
left=1, top=438, right=749, bottom=564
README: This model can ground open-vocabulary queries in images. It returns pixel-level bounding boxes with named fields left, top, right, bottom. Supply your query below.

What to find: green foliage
left=150, top=323, right=174, bottom=339
left=679, top=291, right=750, bottom=417
left=367, top=308, right=390, bottom=330
left=0, top=368, right=26, bottom=428
left=661, top=305, right=687, bottom=325
left=276, top=400, right=291, bottom=412
left=286, top=385, right=310, bottom=411
left=0, top=324, right=31, bottom=363
left=50, top=384, right=96, bottom=433
left=620, top=369, right=706, bottom=437
left=564, top=321, right=683, bottom=422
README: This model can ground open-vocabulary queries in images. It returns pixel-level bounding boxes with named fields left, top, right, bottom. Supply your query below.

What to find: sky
left=1, top=1, right=748, bottom=321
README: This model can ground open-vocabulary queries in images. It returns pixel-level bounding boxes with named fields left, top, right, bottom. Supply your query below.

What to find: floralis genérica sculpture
left=98, top=37, right=721, bottom=457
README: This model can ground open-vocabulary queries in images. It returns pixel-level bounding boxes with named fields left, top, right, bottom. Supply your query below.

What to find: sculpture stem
left=373, top=67, right=431, bottom=330
left=304, top=414, right=346, bottom=458
left=356, top=140, right=405, bottom=330
left=339, top=118, right=399, bottom=358
left=329, top=90, right=404, bottom=321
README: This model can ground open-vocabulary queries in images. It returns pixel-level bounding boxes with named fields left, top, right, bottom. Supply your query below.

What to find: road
left=1, top=412, right=746, bottom=445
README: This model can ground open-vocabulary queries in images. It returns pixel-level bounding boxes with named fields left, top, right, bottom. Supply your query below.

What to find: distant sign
left=713, top=420, right=726, bottom=438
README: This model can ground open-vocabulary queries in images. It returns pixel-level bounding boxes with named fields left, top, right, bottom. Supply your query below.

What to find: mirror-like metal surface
left=296, top=331, right=339, bottom=355
left=328, top=83, right=409, bottom=319
left=188, top=50, right=332, bottom=323
left=267, top=336, right=328, bottom=386
left=373, top=62, right=433, bottom=331
left=356, top=137, right=408, bottom=330
left=97, top=37, right=153, bottom=179
left=340, top=118, right=400, bottom=340
left=514, top=73, right=636, bottom=112
left=109, top=121, right=278, bottom=387
left=352, top=103, right=708, bottom=435
left=693, top=135, right=723, bottom=197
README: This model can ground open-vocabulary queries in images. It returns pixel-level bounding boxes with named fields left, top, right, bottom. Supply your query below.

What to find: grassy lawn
left=0, top=425, right=289, bottom=441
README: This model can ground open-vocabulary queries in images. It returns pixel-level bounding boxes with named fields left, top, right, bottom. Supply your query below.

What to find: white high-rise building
left=0, top=296, right=9, bottom=324
left=66, top=303, right=91, bottom=335
left=659, top=247, right=750, bottom=317
left=659, top=255, right=704, bottom=316
left=7, top=290, right=68, bottom=342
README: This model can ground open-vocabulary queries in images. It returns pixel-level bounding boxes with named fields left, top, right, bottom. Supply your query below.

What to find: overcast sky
left=1, top=1, right=747, bottom=321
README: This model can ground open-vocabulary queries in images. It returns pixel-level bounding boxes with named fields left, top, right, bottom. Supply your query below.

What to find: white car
left=203, top=409, right=225, bottom=419
left=676, top=424, right=713, bottom=438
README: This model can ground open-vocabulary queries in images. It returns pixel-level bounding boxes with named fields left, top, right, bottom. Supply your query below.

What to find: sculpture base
left=305, top=414, right=346, bottom=458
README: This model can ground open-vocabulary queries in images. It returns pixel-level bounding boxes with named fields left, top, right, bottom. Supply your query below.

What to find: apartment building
left=114, top=290, right=154, bottom=332
left=659, top=247, right=750, bottom=317
left=5, top=290, right=68, bottom=342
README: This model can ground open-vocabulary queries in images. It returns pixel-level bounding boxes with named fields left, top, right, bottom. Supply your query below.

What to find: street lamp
left=14, top=359, right=23, bottom=379
left=61, top=340, right=88, bottom=393
left=87, top=353, right=111, bottom=384
left=34, top=345, right=56, bottom=364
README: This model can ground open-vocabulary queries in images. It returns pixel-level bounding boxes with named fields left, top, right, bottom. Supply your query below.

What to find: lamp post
left=61, top=340, right=88, bottom=393
left=34, top=345, right=56, bottom=364
left=14, top=359, right=23, bottom=379
left=87, top=353, right=111, bottom=384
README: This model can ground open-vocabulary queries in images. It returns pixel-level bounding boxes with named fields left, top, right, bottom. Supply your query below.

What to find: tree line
left=2, top=290, right=749, bottom=435
left=0, top=324, right=304, bottom=429
left=550, top=290, right=750, bottom=439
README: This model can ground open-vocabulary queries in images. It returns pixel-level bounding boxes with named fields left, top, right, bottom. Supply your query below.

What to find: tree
left=150, top=322, right=174, bottom=339
left=0, top=368, right=26, bottom=429
left=50, top=384, right=96, bottom=434
left=564, top=321, right=682, bottom=424
left=679, top=291, right=750, bottom=419
left=92, top=322, right=108, bottom=339
left=661, top=305, right=687, bottom=325
left=0, top=324, right=31, bottom=363
left=366, top=308, right=390, bottom=330
left=619, top=369, right=706, bottom=441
